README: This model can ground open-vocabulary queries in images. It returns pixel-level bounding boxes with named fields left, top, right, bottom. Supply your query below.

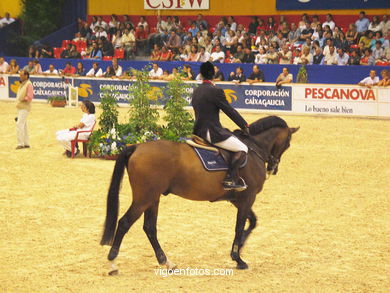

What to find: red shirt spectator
left=62, top=62, right=76, bottom=76
left=135, top=25, right=148, bottom=40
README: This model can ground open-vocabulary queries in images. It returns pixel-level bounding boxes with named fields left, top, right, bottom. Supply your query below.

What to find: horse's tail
left=100, top=145, right=137, bottom=246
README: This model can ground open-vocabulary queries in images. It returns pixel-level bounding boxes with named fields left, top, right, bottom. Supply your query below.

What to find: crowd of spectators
left=24, top=12, right=390, bottom=66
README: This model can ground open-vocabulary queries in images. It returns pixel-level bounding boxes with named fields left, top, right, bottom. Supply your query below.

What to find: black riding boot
left=223, top=151, right=247, bottom=191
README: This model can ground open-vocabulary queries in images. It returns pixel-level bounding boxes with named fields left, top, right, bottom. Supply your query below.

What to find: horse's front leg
left=230, top=205, right=251, bottom=269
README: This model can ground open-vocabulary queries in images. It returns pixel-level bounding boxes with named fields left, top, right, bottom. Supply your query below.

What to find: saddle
left=186, top=135, right=246, bottom=171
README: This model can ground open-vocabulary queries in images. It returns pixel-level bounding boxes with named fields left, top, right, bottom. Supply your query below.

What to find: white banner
left=144, top=0, right=209, bottom=10
left=292, top=84, right=388, bottom=117
left=0, top=75, right=9, bottom=100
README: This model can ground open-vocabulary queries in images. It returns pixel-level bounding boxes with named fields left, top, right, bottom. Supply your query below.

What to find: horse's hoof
left=165, top=258, right=177, bottom=270
left=236, top=262, right=248, bottom=270
left=108, top=269, right=119, bottom=276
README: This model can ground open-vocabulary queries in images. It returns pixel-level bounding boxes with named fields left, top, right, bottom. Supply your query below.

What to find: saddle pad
left=193, top=147, right=247, bottom=171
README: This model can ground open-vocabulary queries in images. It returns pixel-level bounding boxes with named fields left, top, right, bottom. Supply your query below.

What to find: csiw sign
left=144, top=0, right=209, bottom=10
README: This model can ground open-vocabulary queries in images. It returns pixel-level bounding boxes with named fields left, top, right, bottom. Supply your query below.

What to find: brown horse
left=100, top=116, right=299, bottom=273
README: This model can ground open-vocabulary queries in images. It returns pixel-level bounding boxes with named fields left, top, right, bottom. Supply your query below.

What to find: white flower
left=110, top=128, right=116, bottom=136
left=111, top=142, right=117, bottom=151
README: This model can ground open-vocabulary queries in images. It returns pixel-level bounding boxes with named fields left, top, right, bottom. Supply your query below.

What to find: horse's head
left=266, top=126, right=299, bottom=176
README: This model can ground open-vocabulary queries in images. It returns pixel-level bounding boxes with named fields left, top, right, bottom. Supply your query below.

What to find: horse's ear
left=290, top=126, right=300, bottom=134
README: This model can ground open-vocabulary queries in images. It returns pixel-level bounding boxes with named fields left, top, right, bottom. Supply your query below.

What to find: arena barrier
left=0, top=74, right=389, bottom=118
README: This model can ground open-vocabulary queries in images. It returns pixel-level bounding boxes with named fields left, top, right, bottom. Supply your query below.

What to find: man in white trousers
left=15, top=70, right=34, bottom=149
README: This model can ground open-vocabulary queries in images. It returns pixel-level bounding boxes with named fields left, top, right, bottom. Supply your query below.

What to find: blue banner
left=8, top=76, right=71, bottom=100
left=276, top=0, right=390, bottom=10
left=73, top=78, right=292, bottom=111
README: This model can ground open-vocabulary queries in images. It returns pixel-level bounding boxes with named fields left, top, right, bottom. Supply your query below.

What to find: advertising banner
left=8, top=75, right=71, bottom=100
left=276, top=0, right=390, bottom=10
left=0, top=75, right=9, bottom=100
left=292, top=84, right=380, bottom=117
left=144, top=0, right=209, bottom=10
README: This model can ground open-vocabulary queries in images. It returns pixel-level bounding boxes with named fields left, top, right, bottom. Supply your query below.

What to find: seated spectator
left=96, top=16, right=108, bottom=31
left=0, top=57, right=9, bottom=73
left=186, top=45, right=199, bottom=62
left=28, top=45, right=39, bottom=58
left=276, top=67, right=293, bottom=86
left=247, top=65, right=265, bottom=84
left=355, top=11, right=370, bottom=34
left=210, top=45, right=225, bottom=63
left=279, top=21, right=290, bottom=40
left=32, top=59, right=42, bottom=75
left=298, top=13, right=309, bottom=31
left=138, top=16, right=149, bottom=33
left=298, top=22, right=314, bottom=44
left=213, top=65, right=225, bottom=81
left=168, top=67, right=180, bottom=80
left=95, top=26, right=108, bottom=39
left=100, top=36, right=114, bottom=57
left=324, top=45, right=337, bottom=65
left=346, top=24, right=358, bottom=44
left=86, top=62, right=103, bottom=77
left=377, top=69, right=390, bottom=86
left=166, top=30, right=181, bottom=50
left=231, top=45, right=244, bottom=63
left=300, top=46, right=313, bottom=65
left=149, top=63, right=163, bottom=79
left=358, top=70, right=379, bottom=88
left=228, top=66, right=246, bottom=84
left=150, top=44, right=161, bottom=61
left=43, top=64, right=59, bottom=75
left=112, top=30, right=123, bottom=49
left=313, top=47, right=325, bottom=65
left=6, top=59, right=20, bottom=74
left=288, top=23, right=301, bottom=44
left=73, top=32, right=85, bottom=43
left=278, top=45, right=292, bottom=64
left=0, top=12, right=15, bottom=27
left=161, top=70, right=171, bottom=81
left=359, top=30, right=374, bottom=49
left=123, top=15, right=135, bottom=31
left=104, top=66, right=116, bottom=78
left=360, top=48, right=375, bottom=65
left=61, top=62, right=76, bottom=76
left=380, top=15, right=389, bottom=35
left=56, top=100, right=96, bottom=158
left=121, top=28, right=136, bottom=59
left=39, top=44, right=54, bottom=58
left=311, top=15, right=320, bottom=31
left=60, top=44, right=72, bottom=58
left=266, top=46, right=279, bottom=64
left=75, top=62, right=86, bottom=76
left=348, top=50, right=361, bottom=65
left=372, top=41, right=384, bottom=61
left=88, top=41, right=102, bottom=60
left=69, top=44, right=81, bottom=59
left=336, top=48, right=349, bottom=65
left=248, top=16, right=259, bottom=36
left=80, top=22, right=92, bottom=40
left=241, top=47, right=255, bottom=63
left=111, top=58, right=122, bottom=77
left=322, top=14, right=336, bottom=31
left=369, top=16, right=382, bottom=32
left=255, top=46, right=268, bottom=64
left=182, top=64, right=195, bottom=80
left=135, top=25, right=149, bottom=54
left=371, top=31, right=385, bottom=50
left=23, top=60, right=35, bottom=74
left=197, top=46, right=211, bottom=62
left=266, top=16, right=276, bottom=33
left=196, top=14, right=208, bottom=30
left=159, top=46, right=173, bottom=61
left=109, top=14, right=119, bottom=35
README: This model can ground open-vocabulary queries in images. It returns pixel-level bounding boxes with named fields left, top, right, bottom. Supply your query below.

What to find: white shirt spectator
left=255, top=53, right=268, bottom=64
left=336, top=53, right=349, bottom=65
left=44, top=69, right=59, bottom=75
left=0, top=16, right=15, bottom=27
left=149, top=67, right=163, bottom=78
left=324, top=53, right=338, bottom=65
left=322, top=21, right=335, bottom=31
left=0, top=60, right=9, bottom=73
left=210, top=51, right=225, bottom=63
left=197, top=51, right=211, bottom=62
left=113, top=65, right=123, bottom=77
left=86, top=67, right=103, bottom=77
left=359, top=76, right=379, bottom=85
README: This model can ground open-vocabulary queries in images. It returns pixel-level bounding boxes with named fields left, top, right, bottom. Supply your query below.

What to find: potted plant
left=48, top=95, right=67, bottom=107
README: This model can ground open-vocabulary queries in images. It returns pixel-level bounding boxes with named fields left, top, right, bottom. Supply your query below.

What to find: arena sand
left=0, top=100, right=389, bottom=293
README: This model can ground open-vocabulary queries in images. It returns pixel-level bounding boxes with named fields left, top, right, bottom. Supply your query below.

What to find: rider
left=191, top=61, right=250, bottom=191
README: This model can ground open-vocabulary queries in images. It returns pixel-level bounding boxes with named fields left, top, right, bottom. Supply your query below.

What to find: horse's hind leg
left=108, top=202, right=146, bottom=261
left=143, top=199, right=176, bottom=269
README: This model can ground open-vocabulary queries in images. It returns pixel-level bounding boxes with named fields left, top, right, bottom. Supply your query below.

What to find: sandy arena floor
left=0, top=100, right=389, bottom=292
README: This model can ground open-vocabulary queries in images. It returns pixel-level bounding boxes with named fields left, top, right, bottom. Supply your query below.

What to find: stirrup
left=223, top=177, right=247, bottom=192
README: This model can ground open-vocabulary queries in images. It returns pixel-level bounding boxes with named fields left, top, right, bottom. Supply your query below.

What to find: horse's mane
left=249, top=116, right=288, bottom=135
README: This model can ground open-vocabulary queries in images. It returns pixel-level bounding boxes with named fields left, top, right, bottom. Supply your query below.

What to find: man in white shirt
left=197, top=46, right=211, bottom=63
left=112, top=58, right=123, bottom=77
left=43, top=64, right=59, bottom=75
left=149, top=63, right=163, bottom=79
left=358, top=70, right=379, bottom=88
left=322, top=14, right=336, bottom=31
left=336, top=49, right=349, bottom=66
left=0, top=57, right=9, bottom=73
left=86, top=62, right=103, bottom=77
left=324, top=45, right=338, bottom=65
left=210, top=45, right=225, bottom=63
left=0, top=12, right=15, bottom=27
left=276, top=67, right=293, bottom=87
